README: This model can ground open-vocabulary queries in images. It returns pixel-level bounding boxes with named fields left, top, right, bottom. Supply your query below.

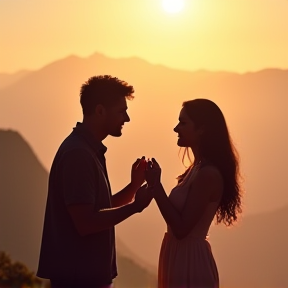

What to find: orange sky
left=1, top=0, right=288, bottom=73
left=1, top=1, right=288, bottom=278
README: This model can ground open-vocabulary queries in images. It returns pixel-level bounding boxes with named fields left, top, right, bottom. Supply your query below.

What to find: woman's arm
left=153, top=166, right=223, bottom=240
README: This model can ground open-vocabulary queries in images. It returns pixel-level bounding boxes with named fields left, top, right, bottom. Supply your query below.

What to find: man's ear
left=95, top=104, right=106, bottom=116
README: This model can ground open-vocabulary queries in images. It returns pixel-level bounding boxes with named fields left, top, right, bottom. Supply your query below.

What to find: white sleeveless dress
left=158, top=166, right=220, bottom=288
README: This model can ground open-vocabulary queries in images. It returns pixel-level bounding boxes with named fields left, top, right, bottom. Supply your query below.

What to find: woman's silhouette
left=146, top=99, right=243, bottom=288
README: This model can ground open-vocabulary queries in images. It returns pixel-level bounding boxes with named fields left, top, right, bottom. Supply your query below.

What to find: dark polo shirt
left=37, top=122, right=117, bottom=287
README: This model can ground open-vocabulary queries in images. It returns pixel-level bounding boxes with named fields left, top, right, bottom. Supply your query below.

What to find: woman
left=145, top=99, right=243, bottom=288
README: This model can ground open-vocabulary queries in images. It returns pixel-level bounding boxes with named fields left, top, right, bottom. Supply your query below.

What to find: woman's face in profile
left=174, top=108, right=201, bottom=147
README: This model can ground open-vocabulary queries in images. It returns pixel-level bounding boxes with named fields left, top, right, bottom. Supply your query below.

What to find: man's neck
left=81, top=120, right=107, bottom=143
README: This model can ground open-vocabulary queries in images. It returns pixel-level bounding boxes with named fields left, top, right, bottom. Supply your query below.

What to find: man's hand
left=133, top=184, right=153, bottom=212
left=111, top=157, right=147, bottom=208
left=131, top=156, right=147, bottom=189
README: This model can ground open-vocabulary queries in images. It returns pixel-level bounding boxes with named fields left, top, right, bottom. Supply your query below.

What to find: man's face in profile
left=104, top=97, right=130, bottom=137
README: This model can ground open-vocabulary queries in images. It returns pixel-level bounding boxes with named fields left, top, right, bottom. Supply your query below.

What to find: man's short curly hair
left=80, top=75, right=134, bottom=115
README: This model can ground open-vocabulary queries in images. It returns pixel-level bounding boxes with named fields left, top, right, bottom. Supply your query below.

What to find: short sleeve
left=60, top=149, right=98, bottom=205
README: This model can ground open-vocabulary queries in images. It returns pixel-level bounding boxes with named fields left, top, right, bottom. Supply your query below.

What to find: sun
left=162, top=0, right=185, bottom=14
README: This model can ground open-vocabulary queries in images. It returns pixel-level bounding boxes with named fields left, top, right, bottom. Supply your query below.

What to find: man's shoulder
left=52, top=132, right=97, bottom=167
left=60, top=131, right=91, bottom=153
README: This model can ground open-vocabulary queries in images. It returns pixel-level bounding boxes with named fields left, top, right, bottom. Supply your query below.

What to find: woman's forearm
left=152, top=183, right=182, bottom=230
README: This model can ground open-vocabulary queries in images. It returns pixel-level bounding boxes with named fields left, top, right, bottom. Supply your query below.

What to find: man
left=37, top=75, right=152, bottom=288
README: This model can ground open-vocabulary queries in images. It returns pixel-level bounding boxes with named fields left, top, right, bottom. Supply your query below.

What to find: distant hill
left=0, top=70, right=32, bottom=90
left=0, top=129, right=157, bottom=288
left=0, top=129, right=47, bottom=270
left=210, top=205, right=288, bottom=288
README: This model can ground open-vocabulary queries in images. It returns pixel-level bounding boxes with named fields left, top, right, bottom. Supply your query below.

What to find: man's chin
left=110, top=131, right=122, bottom=137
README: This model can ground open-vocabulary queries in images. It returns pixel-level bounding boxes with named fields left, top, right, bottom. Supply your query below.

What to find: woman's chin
left=177, top=139, right=185, bottom=147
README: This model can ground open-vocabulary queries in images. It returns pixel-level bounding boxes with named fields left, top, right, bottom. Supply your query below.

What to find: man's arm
left=67, top=202, right=138, bottom=237
left=67, top=185, right=153, bottom=237
left=61, top=151, right=151, bottom=236
left=111, top=182, right=139, bottom=207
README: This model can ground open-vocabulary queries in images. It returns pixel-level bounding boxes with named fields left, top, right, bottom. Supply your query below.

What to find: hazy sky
left=1, top=0, right=288, bottom=73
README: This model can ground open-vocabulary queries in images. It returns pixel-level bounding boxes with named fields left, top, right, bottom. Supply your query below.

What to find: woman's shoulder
left=197, top=162, right=224, bottom=201
left=198, top=161, right=223, bottom=184
left=200, top=160, right=220, bottom=172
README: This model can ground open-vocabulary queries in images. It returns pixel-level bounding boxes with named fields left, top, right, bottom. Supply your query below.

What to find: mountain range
left=0, top=52, right=287, bottom=287
left=0, top=53, right=287, bottom=217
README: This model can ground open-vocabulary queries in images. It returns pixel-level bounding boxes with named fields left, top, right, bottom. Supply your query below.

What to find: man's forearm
left=81, top=202, right=139, bottom=236
left=111, top=182, right=139, bottom=207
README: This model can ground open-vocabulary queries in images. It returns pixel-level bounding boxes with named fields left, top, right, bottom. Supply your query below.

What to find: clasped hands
left=131, top=157, right=161, bottom=212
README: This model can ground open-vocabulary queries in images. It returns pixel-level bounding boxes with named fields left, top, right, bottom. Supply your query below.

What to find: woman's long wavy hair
left=177, top=99, right=243, bottom=226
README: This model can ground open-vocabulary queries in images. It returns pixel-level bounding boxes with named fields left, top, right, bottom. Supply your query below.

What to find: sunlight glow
left=162, top=0, right=185, bottom=14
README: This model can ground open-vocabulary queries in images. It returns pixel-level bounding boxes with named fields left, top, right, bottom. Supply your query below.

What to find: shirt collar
left=73, top=122, right=107, bottom=155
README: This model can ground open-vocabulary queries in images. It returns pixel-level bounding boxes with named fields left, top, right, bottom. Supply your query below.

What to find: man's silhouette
left=37, top=75, right=152, bottom=288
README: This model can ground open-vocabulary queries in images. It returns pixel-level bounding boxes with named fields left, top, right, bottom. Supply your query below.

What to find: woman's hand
left=145, top=158, right=162, bottom=187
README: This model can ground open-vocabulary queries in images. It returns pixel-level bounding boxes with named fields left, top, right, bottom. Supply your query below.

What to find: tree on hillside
left=0, top=251, right=43, bottom=287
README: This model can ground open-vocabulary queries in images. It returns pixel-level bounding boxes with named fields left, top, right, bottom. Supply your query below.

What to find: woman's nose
left=125, top=112, right=130, bottom=122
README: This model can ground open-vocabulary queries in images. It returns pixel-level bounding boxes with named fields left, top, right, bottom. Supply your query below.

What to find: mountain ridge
left=1, top=52, right=287, bottom=90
